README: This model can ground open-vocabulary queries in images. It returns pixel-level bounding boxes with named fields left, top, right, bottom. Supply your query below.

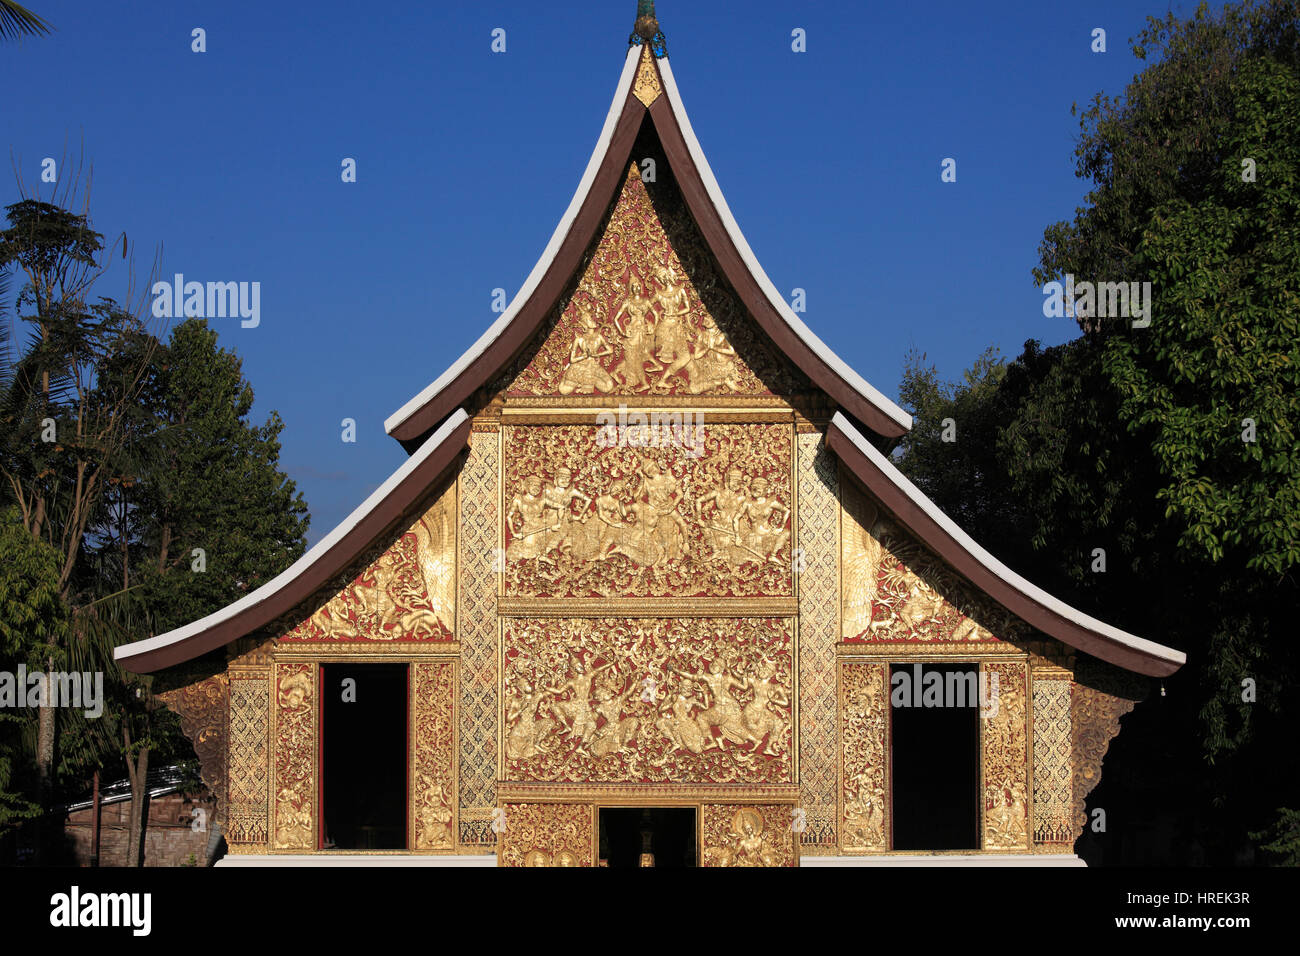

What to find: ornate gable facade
left=129, top=6, right=1182, bottom=867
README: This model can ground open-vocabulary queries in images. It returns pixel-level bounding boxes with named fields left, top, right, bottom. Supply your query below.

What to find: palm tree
left=0, top=1, right=50, bottom=41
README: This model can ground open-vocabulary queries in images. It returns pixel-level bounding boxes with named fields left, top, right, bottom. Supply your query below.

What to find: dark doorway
left=889, top=663, right=981, bottom=851
left=599, top=807, right=697, bottom=867
left=320, top=663, right=408, bottom=850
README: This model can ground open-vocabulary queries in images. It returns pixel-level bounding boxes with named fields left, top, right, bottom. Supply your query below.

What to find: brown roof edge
left=387, top=96, right=649, bottom=445
left=647, top=96, right=908, bottom=440
left=826, top=415, right=1185, bottom=678
left=118, top=413, right=474, bottom=674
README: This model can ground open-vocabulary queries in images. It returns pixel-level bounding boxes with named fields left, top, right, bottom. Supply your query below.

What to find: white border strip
left=831, top=411, right=1185, bottom=667
left=384, top=47, right=644, bottom=436
left=115, top=408, right=472, bottom=664
left=656, top=58, right=912, bottom=433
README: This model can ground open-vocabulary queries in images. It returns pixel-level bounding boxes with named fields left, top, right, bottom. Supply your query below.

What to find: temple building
left=115, top=4, right=1185, bottom=867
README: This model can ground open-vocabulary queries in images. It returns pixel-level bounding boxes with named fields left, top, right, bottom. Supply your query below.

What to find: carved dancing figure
left=542, top=466, right=592, bottom=555
left=558, top=309, right=616, bottom=395
left=588, top=678, right=641, bottom=758
left=738, top=476, right=790, bottom=565
left=506, top=476, right=563, bottom=563
left=742, top=657, right=789, bottom=756
left=652, top=265, right=691, bottom=384
left=681, top=313, right=742, bottom=393
left=505, top=676, right=557, bottom=762
left=611, top=274, right=660, bottom=389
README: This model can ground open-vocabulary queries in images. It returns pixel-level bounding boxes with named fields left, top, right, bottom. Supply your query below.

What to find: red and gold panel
left=498, top=803, right=593, bottom=867
left=982, top=661, right=1030, bottom=851
left=500, top=162, right=803, bottom=401
left=280, top=479, right=455, bottom=643
left=502, top=423, right=793, bottom=599
left=271, top=662, right=316, bottom=851
left=841, top=478, right=1024, bottom=644
left=410, top=662, right=456, bottom=851
left=839, top=661, right=890, bottom=852
left=702, top=804, right=797, bottom=867
left=502, top=618, right=793, bottom=785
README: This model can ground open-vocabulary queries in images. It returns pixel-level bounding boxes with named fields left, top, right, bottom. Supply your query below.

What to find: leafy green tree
left=895, top=0, right=1299, bottom=864
left=0, top=506, right=67, bottom=840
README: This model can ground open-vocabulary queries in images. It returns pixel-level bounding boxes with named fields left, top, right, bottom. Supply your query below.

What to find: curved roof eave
left=384, top=46, right=913, bottom=445
left=114, top=409, right=474, bottom=674
left=827, top=412, right=1186, bottom=678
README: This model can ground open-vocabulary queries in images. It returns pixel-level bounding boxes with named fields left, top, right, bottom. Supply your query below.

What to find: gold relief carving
left=155, top=668, right=228, bottom=824
left=228, top=636, right=275, bottom=668
left=632, top=45, right=661, bottom=107
left=502, top=423, right=792, bottom=598
left=841, top=479, right=1025, bottom=644
left=272, top=662, right=316, bottom=850
left=411, top=662, right=456, bottom=851
left=1071, top=660, right=1146, bottom=843
left=459, top=432, right=499, bottom=844
left=281, top=480, right=455, bottom=643
left=797, top=433, right=839, bottom=845
left=497, top=161, right=805, bottom=401
left=982, top=661, right=1029, bottom=850
left=502, top=618, right=793, bottom=785
left=226, top=675, right=270, bottom=846
left=840, top=661, right=889, bottom=851
left=1032, top=678, right=1073, bottom=847
left=499, top=803, right=593, bottom=867
left=702, top=805, right=796, bottom=867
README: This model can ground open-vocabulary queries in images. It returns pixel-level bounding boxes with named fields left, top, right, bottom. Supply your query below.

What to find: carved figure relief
left=281, top=480, right=455, bottom=642
left=411, top=662, right=456, bottom=851
left=842, top=479, right=1024, bottom=643
left=982, top=662, right=1029, bottom=850
left=502, top=424, right=792, bottom=598
left=273, top=663, right=316, bottom=851
left=502, top=618, right=793, bottom=784
left=841, top=661, right=889, bottom=851
left=498, top=161, right=805, bottom=401
left=702, top=805, right=795, bottom=867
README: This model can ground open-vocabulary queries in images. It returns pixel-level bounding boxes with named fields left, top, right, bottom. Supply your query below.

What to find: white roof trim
left=831, top=411, right=1186, bottom=668
left=384, top=47, right=644, bottom=437
left=114, top=408, right=472, bottom=664
left=655, top=58, right=913, bottom=433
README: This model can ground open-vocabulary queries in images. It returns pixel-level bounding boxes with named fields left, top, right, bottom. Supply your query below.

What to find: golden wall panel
left=840, top=661, right=889, bottom=851
left=702, top=804, right=797, bottom=867
left=154, top=668, right=228, bottom=827
left=796, top=432, right=838, bottom=845
left=501, top=423, right=793, bottom=599
left=1032, top=677, right=1074, bottom=848
left=271, top=662, right=316, bottom=851
left=410, top=661, right=456, bottom=851
left=982, top=661, right=1029, bottom=851
left=281, top=479, right=456, bottom=643
left=458, top=431, right=500, bottom=844
left=502, top=618, right=793, bottom=785
left=498, top=803, right=593, bottom=867
left=497, top=161, right=804, bottom=402
left=226, top=674, right=269, bottom=846
left=1071, top=661, right=1145, bottom=843
left=841, top=478, right=1027, bottom=644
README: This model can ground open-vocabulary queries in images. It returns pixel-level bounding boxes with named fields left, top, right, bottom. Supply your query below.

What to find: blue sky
left=1, top=0, right=1219, bottom=544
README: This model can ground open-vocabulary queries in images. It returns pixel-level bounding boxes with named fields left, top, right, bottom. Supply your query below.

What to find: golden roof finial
left=629, top=0, right=667, bottom=58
